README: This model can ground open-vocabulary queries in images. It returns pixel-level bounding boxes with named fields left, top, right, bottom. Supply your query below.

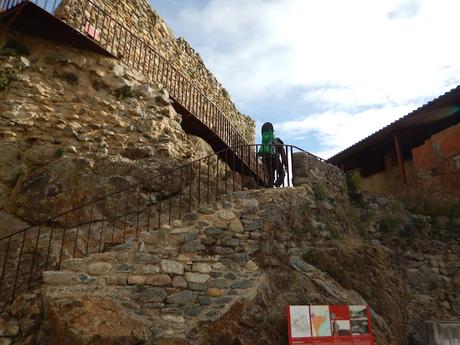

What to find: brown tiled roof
left=327, top=84, right=460, bottom=164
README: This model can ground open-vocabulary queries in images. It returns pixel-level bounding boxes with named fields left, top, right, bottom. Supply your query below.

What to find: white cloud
left=275, top=104, right=417, bottom=158
left=172, top=0, right=460, bottom=156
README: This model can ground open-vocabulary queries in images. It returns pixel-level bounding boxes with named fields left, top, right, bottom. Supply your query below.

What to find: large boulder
left=38, top=296, right=150, bottom=345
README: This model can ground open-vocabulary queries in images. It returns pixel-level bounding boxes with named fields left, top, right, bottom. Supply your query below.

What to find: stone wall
left=1, top=154, right=459, bottom=345
left=0, top=30, right=239, bottom=235
left=54, top=0, right=256, bottom=145
left=292, top=152, right=347, bottom=200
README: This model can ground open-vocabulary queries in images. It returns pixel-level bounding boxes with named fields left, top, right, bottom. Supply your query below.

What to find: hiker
left=258, top=122, right=287, bottom=187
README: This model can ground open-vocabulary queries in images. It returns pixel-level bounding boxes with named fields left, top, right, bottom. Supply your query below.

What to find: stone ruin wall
left=55, top=0, right=256, bottom=145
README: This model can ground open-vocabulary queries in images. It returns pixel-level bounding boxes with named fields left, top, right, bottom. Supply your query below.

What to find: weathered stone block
left=184, top=306, right=202, bottom=317
left=245, top=260, right=259, bottom=272
left=138, top=287, right=167, bottom=303
left=145, top=274, right=171, bottom=286
left=171, top=275, right=188, bottom=288
left=240, top=199, right=259, bottom=211
left=43, top=271, right=75, bottom=285
left=217, top=210, right=236, bottom=222
left=230, top=280, right=253, bottom=289
left=182, top=242, right=205, bottom=252
left=222, top=237, right=240, bottom=248
left=204, top=227, right=225, bottom=237
left=61, top=258, right=86, bottom=272
left=135, top=253, right=159, bottom=264
left=188, top=282, right=208, bottom=292
left=213, top=247, right=234, bottom=255
left=184, top=272, right=210, bottom=284
left=223, top=272, right=236, bottom=280
left=77, top=273, right=97, bottom=283
left=106, top=273, right=128, bottom=285
left=161, top=314, right=185, bottom=323
left=184, top=232, right=198, bottom=241
left=198, top=296, right=212, bottom=305
left=208, top=279, right=229, bottom=289
left=215, top=296, right=233, bottom=305
left=210, top=271, right=222, bottom=278
left=229, top=219, right=244, bottom=233
left=139, top=231, right=156, bottom=244
left=207, top=288, right=225, bottom=297
left=202, top=237, right=216, bottom=245
left=166, top=290, right=197, bottom=305
left=160, top=259, right=184, bottom=275
left=135, top=264, right=160, bottom=274
left=192, top=262, right=212, bottom=273
left=128, top=275, right=146, bottom=285
left=87, top=262, right=112, bottom=276
left=244, top=220, right=262, bottom=231
left=230, top=253, right=249, bottom=263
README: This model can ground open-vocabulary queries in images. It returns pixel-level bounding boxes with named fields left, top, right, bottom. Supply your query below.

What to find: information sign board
left=287, top=305, right=374, bottom=345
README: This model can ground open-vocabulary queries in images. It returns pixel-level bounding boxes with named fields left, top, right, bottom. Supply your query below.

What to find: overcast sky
left=151, top=0, right=460, bottom=158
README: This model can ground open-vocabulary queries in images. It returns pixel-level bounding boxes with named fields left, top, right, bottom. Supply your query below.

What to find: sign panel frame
left=287, top=305, right=374, bottom=345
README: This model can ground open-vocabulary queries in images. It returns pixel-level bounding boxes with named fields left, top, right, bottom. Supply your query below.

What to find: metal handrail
left=0, top=1, right=328, bottom=309
left=0, top=0, right=257, bottom=169
left=0, top=144, right=323, bottom=309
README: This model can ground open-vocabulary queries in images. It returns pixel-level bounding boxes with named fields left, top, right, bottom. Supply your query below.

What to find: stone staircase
left=40, top=190, right=269, bottom=342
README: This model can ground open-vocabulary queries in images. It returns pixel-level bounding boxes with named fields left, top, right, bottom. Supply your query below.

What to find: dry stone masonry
left=0, top=10, right=459, bottom=345
left=55, top=0, right=256, bottom=145
left=0, top=148, right=458, bottom=345
left=0, top=31, right=237, bottom=233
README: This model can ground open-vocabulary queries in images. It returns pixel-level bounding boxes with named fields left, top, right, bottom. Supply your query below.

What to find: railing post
left=290, top=146, right=294, bottom=187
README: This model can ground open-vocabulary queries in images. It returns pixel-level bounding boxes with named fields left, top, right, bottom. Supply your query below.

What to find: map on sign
left=310, top=305, right=332, bottom=337
left=287, top=304, right=374, bottom=345
left=289, top=306, right=312, bottom=338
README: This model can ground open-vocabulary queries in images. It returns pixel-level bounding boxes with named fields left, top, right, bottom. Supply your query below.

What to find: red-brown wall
left=412, top=123, right=460, bottom=196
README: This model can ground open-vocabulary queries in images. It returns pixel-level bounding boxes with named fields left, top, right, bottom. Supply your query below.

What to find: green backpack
left=258, top=130, right=277, bottom=156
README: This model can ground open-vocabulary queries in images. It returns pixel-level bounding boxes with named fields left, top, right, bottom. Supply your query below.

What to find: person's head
left=261, top=122, right=274, bottom=135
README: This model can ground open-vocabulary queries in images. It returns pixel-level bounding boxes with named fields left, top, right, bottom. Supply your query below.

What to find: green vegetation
left=377, top=214, right=400, bottom=233
left=313, top=183, right=327, bottom=201
left=222, top=87, right=230, bottom=99
left=329, top=226, right=344, bottom=240
left=346, top=171, right=362, bottom=196
left=302, top=249, right=318, bottom=266
left=301, top=200, right=312, bottom=215
left=55, top=147, right=64, bottom=158
left=13, top=168, right=25, bottom=184
left=0, top=68, right=14, bottom=91
left=0, top=39, right=30, bottom=56
left=402, top=195, right=460, bottom=218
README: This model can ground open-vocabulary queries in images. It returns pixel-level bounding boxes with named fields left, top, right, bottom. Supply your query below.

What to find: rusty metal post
left=0, top=237, right=11, bottom=295
left=179, top=168, right=183, bottom=218
left=290, top=146, right=294, bottom=187
left=86, top=204, right=95, bottom=255
left=393, top=134, right=407, bottom=184
left=12, top=230, right=27, bottom=299
left=188, top=163, right=193, bottom=212
left=168, top=175, right=173, bottom=225
left=28, top=226, right=42, bottom=288
left=98, top=213, right=105, bottom=253
left=58, top=213, right=69, bottom=269
left=197, top=160, right=201, bottom=207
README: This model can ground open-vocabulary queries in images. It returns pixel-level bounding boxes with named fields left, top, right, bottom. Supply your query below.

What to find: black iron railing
left=0, top=0, right=265, bottom=178
left=0, top=144, right=323, bottom=309
left=0, top=0, right=59, bottom=13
